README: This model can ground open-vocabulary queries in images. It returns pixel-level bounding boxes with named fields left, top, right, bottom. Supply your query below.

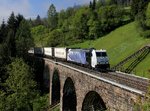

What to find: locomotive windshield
left=96, top=52, right=107, bottom=57
left=102, top=52, right=107, bottom=57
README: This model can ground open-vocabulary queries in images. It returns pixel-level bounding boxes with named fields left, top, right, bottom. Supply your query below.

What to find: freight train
left=28, top=47, right=110, bottom=71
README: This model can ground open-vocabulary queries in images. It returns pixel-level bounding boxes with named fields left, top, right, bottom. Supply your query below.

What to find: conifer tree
left=92, top=0, right=96, bottom=10
left=15, top=20, right=34, bottom=58
left=0, top=20, right=7, bottom=43
left=47, top=4, right=58, bottom=30
left=6, top=12, right=17, bottom=57
left=35, top=15, right=42, bottom=26
left=16, top=14, right=24, bottom=29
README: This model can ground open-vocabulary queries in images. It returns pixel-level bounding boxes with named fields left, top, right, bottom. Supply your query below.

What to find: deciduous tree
left=3, top=58, right=37, bottom=111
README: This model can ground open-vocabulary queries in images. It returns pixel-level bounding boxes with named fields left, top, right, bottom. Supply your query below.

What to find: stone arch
left=52, top=68, right=60, bottom=104
left=63, top=77, right=77, bottom=111
left=82, top=91, right=107, bottom=111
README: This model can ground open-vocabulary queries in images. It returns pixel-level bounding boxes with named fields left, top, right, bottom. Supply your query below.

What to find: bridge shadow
left=82, top=91, right=107, bottom=111
left=63, top=77, right=77, bottom=111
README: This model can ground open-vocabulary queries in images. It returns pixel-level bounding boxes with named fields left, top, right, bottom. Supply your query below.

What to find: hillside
left=70, top=22, right=150, bottom=78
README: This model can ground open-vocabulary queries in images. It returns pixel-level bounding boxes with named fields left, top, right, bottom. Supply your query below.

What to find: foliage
left=31, top=25, right=49, bottom=46
left=98, top=5, right=124, bottom=33
left=142, top=2, right=150, bottom=38
left=0, top=58, right=38, bottom=111
left=0, top=12, right=49, bottom=111
left=33, top=94, right=49, bottom=111
left=47, top=29, right=63, bottom=47
left=89, top=0, right=96, bottom=10
left=134, top=86, right=150, bottom=110
left=47, top=4, right=58, bottom=30
left=58, top=10, right=67, bottom=28
left=142, top=88, right=150, bottom=110
left=0, top=20, right=7, bottom=43
left=31, top=3, right=132, bottom=47
left=6, top=12, right=25, bottom=57
left=88, top=18, right=102, bottom=39
left=7, top=12, right=16, bottom=31
left=130, top=0, right=140, bottom=17
left=16, top=14, right=24, bottom=29
left=71, top=7, right=89, bottom=41
left=34, top=15, right=43, bottom=26
left=131, top=0, right=150, bottom=37
left=15, top=20, right=34, bottom=57
left=146, top=3, right=150, bottom=27
left=0, top=43, right=10, bottom=83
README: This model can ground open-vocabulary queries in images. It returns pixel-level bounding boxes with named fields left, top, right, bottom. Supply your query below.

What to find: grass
left=70, top=22, right=150, bottom=77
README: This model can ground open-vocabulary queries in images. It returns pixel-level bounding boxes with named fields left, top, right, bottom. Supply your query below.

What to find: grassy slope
left=70, top=22, right=150, bottom=77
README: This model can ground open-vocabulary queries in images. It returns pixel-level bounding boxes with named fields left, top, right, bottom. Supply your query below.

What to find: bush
left=33, top=94, right=49, bottom=111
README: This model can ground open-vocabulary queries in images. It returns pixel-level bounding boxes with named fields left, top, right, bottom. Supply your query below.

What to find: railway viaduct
left=42, top=58, right=149, bottom=111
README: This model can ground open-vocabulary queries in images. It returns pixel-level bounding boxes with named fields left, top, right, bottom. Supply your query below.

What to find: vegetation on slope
left=70, top=22, right=150, bottom=77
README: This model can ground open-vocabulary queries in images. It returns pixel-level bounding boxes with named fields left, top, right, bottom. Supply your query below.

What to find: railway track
left=60, top=61, right=150, bottom=93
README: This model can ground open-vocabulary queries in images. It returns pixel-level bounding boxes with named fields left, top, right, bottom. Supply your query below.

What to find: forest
left=0, top=0, right=150, bottom=110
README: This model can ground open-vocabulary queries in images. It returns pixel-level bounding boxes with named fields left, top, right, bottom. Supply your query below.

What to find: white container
left=44, top=47, right=52, bottom=57
left=54, top=47, right=67, bottom=59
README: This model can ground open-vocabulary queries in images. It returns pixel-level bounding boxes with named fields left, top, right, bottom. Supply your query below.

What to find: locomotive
left=28, top=47, right=110, bottom=70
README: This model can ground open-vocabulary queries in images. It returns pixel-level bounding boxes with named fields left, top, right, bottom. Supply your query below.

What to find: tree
left=6, top=29, right=16, bottom=57
left=7, top=12, right=16, bottom=31
left=0, top=58, right=37, bottom=111
left=131, top=0, right=150, bottom=19
left=47, top=29, right=63, bottom=47
left=131, top=0, right=150, bottom=37
left=145, top=2, right=150, bottom=27
left=0, top=43, right=10, bottom=86
left=89, top=0, right=96, bottom=10
left=92, top=0, right=96, bottom=10
left=0, top=20, right=7, bottom=43
left=88, top=19, right=102, bottom=39
left=58, top=10, right=67, bottom=28
left=72, top=8, right=89, bottom=41
left=34, top=15, right=43, bottom=26
left=15, top=20, right=34, bottom=58
left=31, top=25, right=49, bottom=46
left=66, top=7, right=76, bottom=18
left=47, top=4, right=58, bottom=30
left=89, top=1, right=93, bottom=9
left=15, top=14, right=24, bottom=29
left=98, top=5, right=124, bottom=33
left=6, top=12, right=17, bottom=57
left=141, top=2, right=150, bottom=37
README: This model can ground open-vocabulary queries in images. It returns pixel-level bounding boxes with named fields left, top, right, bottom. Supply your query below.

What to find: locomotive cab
left=91, top=49, right=110, bottom=70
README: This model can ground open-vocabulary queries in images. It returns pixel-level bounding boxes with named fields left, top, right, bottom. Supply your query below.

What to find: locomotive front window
left=96, top=52, right=101, bottom=57
left=96, top=52, right=107, bottom=57
left=102, top=52, right=107, bottom=57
